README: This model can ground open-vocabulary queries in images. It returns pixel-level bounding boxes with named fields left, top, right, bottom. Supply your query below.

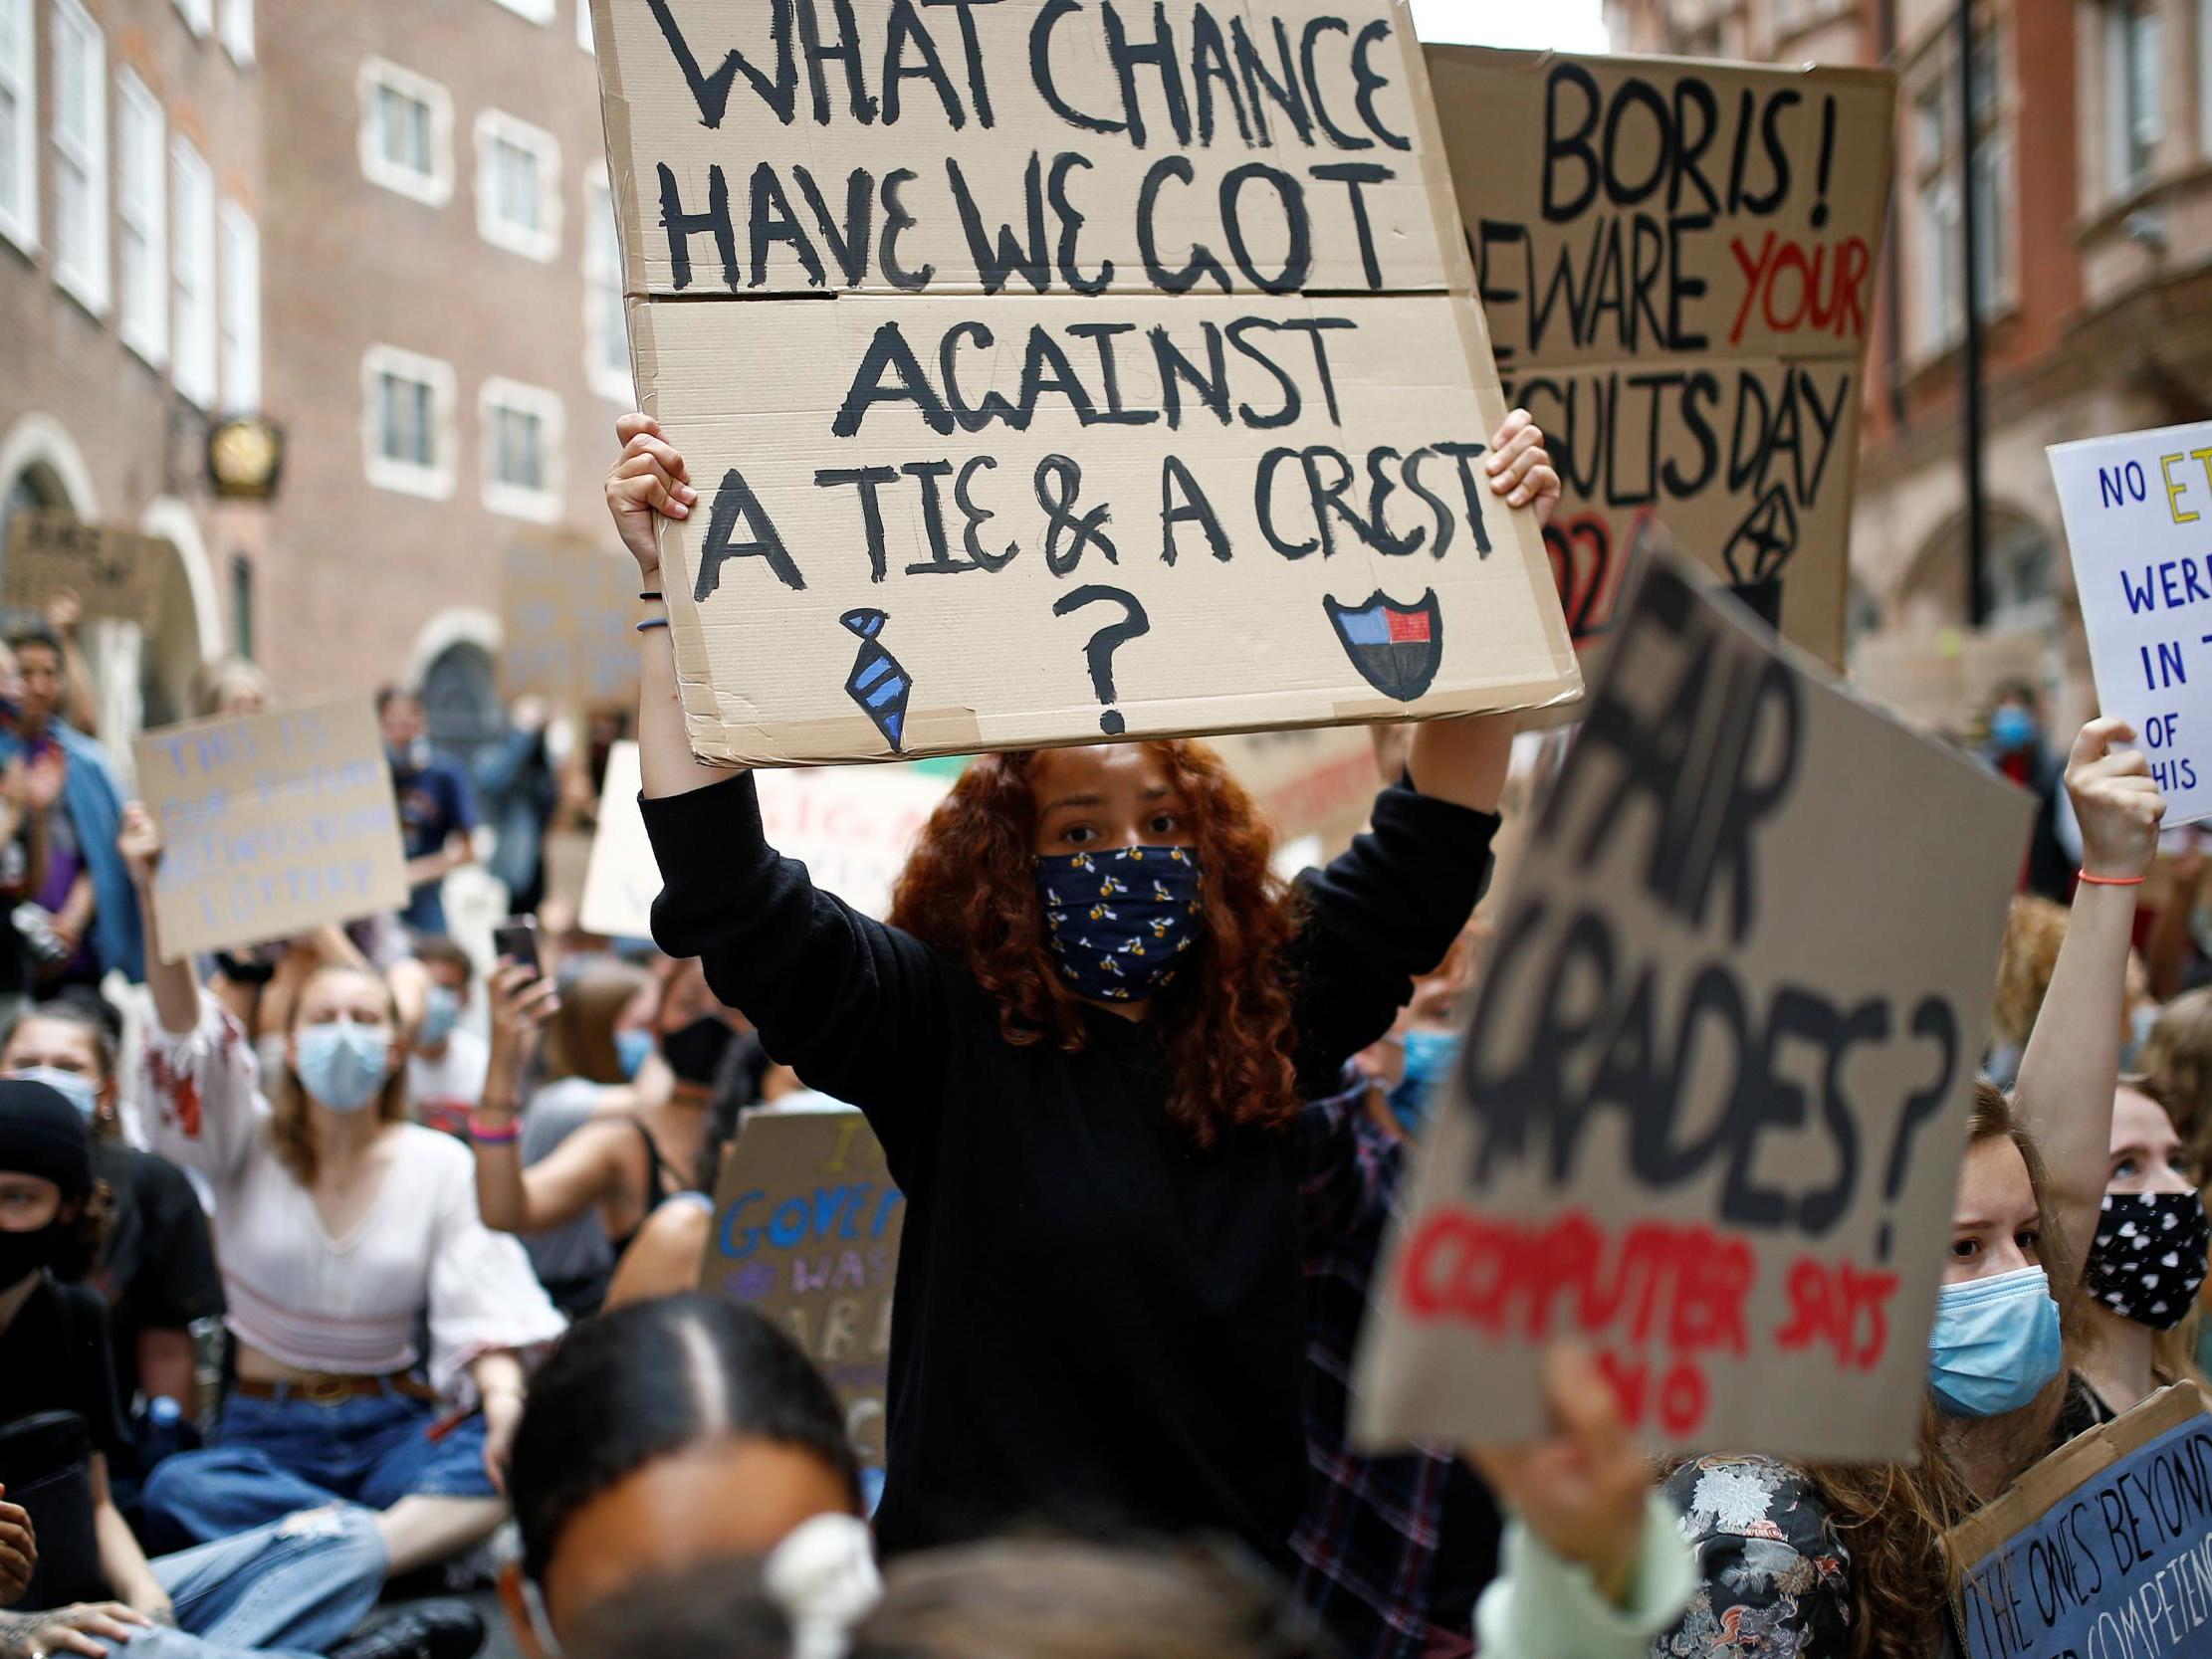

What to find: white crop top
left=142, top=996, right=564, bottom=1398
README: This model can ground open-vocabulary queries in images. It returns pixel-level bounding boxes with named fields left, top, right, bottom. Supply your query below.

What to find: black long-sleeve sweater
left=644, top=770, right=1497, bottom=1567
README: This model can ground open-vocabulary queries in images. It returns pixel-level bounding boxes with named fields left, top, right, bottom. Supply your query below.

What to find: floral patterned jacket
left=1651, top=1456, right=1855, bottom=1659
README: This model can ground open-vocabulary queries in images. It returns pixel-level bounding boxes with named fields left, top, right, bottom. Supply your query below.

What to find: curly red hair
left=888, top=740, right=1302, bottom=1146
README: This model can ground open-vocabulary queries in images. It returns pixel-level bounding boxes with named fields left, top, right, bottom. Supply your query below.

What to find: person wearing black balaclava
left=2074, top=1081, right=2212, bottom=1420
left=469, top=958, right=736, bottom=1319
left=0, top=1080, right=494, bottom=1659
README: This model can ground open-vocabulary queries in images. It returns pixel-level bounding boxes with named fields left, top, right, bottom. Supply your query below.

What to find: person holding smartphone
left=469, top=955, right=735, bottom=1320
left=110, top=806, right=563, bottom=1582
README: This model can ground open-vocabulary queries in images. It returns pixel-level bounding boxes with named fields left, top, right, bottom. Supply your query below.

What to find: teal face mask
left=615, top=1029, right=653, bottom=1081
left=1388, top=1029, right=1459, bottom=1137
left=1927, top=1265, right=2063, bottom=1418
left=419, top=985, right=462, bottom=1047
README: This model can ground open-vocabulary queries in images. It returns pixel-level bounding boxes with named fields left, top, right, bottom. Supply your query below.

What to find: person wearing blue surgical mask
left=1659, top=717, right=2163, bottom=1659
left=406, top=937, right=491, bottom=1141
left=1981, top=683, right=2077, bottom=905
left=0, top=999, right=223, bottom=1493
left=113, top=802, right=563, bottom=1588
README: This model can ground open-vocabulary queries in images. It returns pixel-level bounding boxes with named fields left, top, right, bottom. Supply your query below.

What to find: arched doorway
left=420, top=639, right=504, bottom=775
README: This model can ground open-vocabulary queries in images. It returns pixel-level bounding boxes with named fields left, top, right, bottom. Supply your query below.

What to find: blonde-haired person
left=188, top=658, right=272, bottom=722
left=111, top=804, right=563, bottom=1580
left=1656, top=718, right=2164, bottom=1659
left=1985, top=894, right=2065, bottom=1088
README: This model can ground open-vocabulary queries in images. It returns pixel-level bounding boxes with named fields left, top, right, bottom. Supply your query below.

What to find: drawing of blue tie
left=842, top=609, right=911, bottom=752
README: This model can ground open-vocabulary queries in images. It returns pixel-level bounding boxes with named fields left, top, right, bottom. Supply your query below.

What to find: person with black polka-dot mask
left=2074, top=1080, right=2212, bottom=1418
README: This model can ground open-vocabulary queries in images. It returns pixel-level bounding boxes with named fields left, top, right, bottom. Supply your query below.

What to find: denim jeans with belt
left=142, top=1383, right=495, bottom=1548
left=90, top=1504, right=384, bottom=1659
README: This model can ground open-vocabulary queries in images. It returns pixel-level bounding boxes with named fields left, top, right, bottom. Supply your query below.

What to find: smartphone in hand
left=492, top=917, right=542, bottom=978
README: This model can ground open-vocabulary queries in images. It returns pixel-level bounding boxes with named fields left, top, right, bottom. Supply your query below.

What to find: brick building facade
left=0, top=0, right=630, bottom=766
left=1608, top=0, right=2212, bottom=738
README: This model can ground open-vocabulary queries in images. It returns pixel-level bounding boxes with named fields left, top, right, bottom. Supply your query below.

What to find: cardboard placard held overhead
left=1352, top=556, right=2032, bottom=1461
left=132, top=697, right=411, bottom=962
left=1943, top=1383, right=2212, bottom=1659
left=577, top=741, right=655, bottom=939
left=4, top=511, right=164, bottom=628
left=590, top=0, right=1580, bottom=765
left=2051, top=424, right=2212, bottom=824
left=576, top=740, right=955, bottom=939
left=1425, top=48, right=1896, bottom=670
left=500, top=535, right=640, bottom=711
left=702, top=1105, right=907, bottom=1473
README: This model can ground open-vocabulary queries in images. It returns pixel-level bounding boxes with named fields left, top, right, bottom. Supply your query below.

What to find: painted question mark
left=1053, top=584, right=1152, bottom=736
left=1875, top=997, right=1959, bottom=1263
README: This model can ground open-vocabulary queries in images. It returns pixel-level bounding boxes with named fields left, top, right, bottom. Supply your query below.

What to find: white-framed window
left=172, top=0, right=211, bottom=37
left=487, top=0, right=555, bottom=22
left=218, top=199, right=258, bottom=411
left=583, top=173, right=629, bottom=402
left=475, top=109, right=559, bottom=261
left=170, top=136, right=216, bottom=407
left=479, top=378, right=564, bottom=521
left=218, top=0, right=252, bottom=66
left=361, top=344, right=457, bottom=500
left=576, top=0, right=592, bottom=52
left=357, top=58, right=452, bottom=207
left=115, top=69, right=166, bottom=365
left=1911, top=29, right=2009, bottom=355
left=0, top=0, right=37, bottom=254
left=50, top=0, right=107, bottom=313
left=2107, top=1, right=2163, bottom=195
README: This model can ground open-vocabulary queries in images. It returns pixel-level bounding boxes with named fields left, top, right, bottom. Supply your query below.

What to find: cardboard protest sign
left=1944, top=1383, right=2212, bottom=1659
left=500, top=535, right=639, bottom=711
left=577, top=741, right=655, bottom=938
left=1212, top=726, right=1381, bottom=845
left=1352, top=556, right=2033, bottom=1459
left=702, top=1105, right=906, bottom=1471
left=132, top=696, right=410, bottom=961
left=1426, top=48, right=1895, bottom=669
left=4, top=511, right=163, bottom=627
left=577, top=739, right=954, bottom=937
left=590, top=0, right=1580, bottom=765
left=2051, top=424, right=2212, bottom=824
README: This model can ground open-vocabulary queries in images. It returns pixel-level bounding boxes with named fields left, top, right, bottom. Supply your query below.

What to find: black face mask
left=216, top=949, right=279, bottom=986
left=2084, top=1191, right=2212, bottom=1330
left=662, top=1015, right=736, bottom=1088
left=0, top=1221, right=65, bottom=1288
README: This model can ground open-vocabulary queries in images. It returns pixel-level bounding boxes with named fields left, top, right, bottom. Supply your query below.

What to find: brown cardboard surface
left=500, top=534, right=639, bottom=711
left=700, top=1105, right=906, bottom=1472
left=1426, top=47, right=1896, bottom=670
left=1941, top=1384, right=2212, bottom=1658
left=638, top=292, right=1579, bottom=764
left=1352, top=556, right=2032, bottom=1461
left=132, top=696, right=410, bottom=962
left=595, top=0, right=1454, bottom=299
left=595, top=1, right=1581, bottom=765
left=3, top=511, right=164, bottom=627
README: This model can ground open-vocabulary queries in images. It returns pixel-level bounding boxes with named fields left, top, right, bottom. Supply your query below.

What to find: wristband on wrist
left=2078, top=869, right=2146, bottom=888
left=637, top=617, right=670, bottom=634
left=638, top=591, right=663, bottom=602
left=470, top=1118, right=521, bottom=1145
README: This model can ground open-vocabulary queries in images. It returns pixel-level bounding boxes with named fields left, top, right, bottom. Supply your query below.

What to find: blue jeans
left=143, top=1389, right=495, bottom=1547
left=99, top=1506, right=384, bottom=1659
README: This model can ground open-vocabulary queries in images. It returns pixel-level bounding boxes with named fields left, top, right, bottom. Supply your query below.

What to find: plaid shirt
left=1292, top=1073, right=1499, bottom=1659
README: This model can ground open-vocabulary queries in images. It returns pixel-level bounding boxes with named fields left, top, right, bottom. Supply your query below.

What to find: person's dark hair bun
left=509, top=1292, right=860, bottom=1584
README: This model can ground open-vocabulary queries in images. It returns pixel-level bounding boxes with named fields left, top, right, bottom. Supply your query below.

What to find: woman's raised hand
left=2068, top=718, right=2167, bottom=884
left=605, top=414, right=698, bottom=579
left=1466, top=1346, right=1652, bottom=1608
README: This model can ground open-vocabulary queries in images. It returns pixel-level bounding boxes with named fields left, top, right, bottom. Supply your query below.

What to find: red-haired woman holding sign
left=602, top=407, right=1555, bottom=1577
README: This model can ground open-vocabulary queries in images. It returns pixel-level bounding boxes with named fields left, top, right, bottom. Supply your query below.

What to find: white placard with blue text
left=2052, top=422, right=2212, bottom=823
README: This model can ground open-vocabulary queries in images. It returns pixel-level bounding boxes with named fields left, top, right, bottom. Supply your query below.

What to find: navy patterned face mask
left=1034, top=846, right=1205, bottom=1004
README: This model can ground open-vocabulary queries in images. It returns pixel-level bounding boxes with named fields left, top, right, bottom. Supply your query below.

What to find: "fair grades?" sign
left=1354, top=557, right=2031, bottom=1461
